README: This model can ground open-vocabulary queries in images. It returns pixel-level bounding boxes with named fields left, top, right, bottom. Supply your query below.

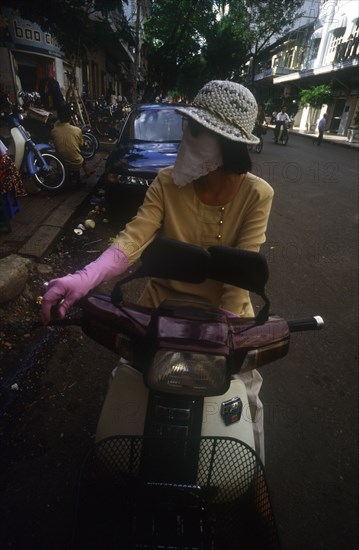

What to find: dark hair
left=218, top=136, right=252, bottom=174
left=187, top=118, right=202, bottom=138
left=57, top=104, right=72, bottom=123
left=188, top=118, right=252, bottom=174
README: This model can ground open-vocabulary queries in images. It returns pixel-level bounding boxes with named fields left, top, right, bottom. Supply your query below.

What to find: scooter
left=50, top=237, right=323, bottom=549
left=0, top=97, right=66, bottom=193
left=88, top=99, right=124, bottom=140
left=274, top=121, right=289, bottom=145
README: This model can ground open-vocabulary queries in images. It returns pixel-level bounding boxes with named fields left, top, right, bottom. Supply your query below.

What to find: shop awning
left=311, top=27, right=323, bottom=40
left=329, top=14, right=347, bottom=35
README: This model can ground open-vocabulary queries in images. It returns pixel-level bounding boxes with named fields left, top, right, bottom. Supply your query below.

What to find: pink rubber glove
left=41, top=246, right=128, bottom=324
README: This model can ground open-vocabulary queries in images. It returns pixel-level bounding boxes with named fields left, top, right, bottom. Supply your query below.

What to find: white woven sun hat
left=176, top=80, right=259, bottom=145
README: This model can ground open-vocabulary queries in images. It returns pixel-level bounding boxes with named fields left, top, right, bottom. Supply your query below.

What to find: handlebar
left=287, top=316, right=324, bottom=332
left=39, top=295, right=324, bottom=372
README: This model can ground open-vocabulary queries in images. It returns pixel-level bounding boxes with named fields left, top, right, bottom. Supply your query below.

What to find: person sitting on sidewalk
left=274, top=106, right=290, bottom=143
left=51, top=105, right=94, bottom=184
left=313, top=113, right=327, bottom=146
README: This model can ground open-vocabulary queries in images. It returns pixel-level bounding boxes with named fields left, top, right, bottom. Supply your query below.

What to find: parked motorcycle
left=19, top=92, right=99, bottom=161
left=46, top=237, right=323, bottom=549
left=87, top=99, right=124, bottom=140
left=80, top=126, right=99, bottom=159
left=0, top=96, right=66, bottom=192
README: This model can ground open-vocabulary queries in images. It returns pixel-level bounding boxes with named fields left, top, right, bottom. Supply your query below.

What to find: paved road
left=252, top=132, right=358, bottom=549
left=1, top=133, right=357, bottom=549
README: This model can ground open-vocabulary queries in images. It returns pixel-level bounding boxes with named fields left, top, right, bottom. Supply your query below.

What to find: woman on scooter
left=41, top=80, right=274, bottom=461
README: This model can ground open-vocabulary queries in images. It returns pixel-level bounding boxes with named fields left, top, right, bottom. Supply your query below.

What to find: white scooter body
left=10, top=126, right=26, bottom=170
left=95, top=363, right=255, bottom=450
left=1, top=104, right=66, bottom=192
left=95, top=363, right=256, bottom=499
left=71, top=239, right=323, bottom=548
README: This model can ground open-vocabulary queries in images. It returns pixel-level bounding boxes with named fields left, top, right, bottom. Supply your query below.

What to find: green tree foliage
left=144, top=0, right=216, bottom=96
left=1, top=0, right=132, bottom=62
left=201, top=9, right=250, bottom=81
left=299, top=85, right=332, bottom=109
left=145, top=0, right=304, bottom=96
left=299, top=84, right=332, bottom=130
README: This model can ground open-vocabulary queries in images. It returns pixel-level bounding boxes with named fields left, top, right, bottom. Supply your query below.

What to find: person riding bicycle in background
left=274, top=105, right=290, bottom=143
left=253, top=103, right=267, bottom=138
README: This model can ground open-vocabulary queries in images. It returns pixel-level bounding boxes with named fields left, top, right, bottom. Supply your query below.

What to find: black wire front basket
left=72, top=436, right=281, bottom=550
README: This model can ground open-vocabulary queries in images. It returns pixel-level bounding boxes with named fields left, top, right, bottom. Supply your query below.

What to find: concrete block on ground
left=44, top=204, right=77, bottom=227
left=18, top=225, right=63, bottom=259
left=0, top=254, right=32, bottom=304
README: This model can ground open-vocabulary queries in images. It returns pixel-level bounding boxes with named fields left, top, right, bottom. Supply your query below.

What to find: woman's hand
left=40, top=245, right=129, bottom=324
left=41, top=273, right=91, bottom=324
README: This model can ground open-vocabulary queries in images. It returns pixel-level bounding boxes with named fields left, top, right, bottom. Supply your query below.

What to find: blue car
left=104, top=103, right=184, bottom=225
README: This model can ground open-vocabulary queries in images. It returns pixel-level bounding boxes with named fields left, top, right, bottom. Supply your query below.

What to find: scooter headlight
left=147, top=350, right=229, bottom=396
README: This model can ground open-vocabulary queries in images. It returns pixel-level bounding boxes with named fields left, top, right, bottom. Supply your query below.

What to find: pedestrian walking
left=313, top=113, right=327, bottom=146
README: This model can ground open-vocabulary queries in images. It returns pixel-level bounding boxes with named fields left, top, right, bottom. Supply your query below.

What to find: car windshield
left=127, top=108, right=183, bottom=143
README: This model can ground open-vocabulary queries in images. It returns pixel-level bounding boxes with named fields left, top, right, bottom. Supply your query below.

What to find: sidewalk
left=271, top=124, right=359, bottom=150
left=0, top=150, right=107, bottom=261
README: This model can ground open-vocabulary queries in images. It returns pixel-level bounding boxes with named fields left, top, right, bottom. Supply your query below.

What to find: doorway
left=329, top=98, right=346, bottom=133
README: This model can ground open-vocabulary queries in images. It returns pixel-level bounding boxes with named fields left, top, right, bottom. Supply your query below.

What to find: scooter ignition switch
left=220, top=396, right=243, bottom=426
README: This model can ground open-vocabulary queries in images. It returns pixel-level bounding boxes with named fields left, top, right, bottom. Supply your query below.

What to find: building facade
left=0, top=4, right=149, bottom=108
left=253, top=0, right=359, bottom=137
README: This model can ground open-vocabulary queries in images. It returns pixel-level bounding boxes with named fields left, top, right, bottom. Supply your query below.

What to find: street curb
left=269, top=125, right=359, bottom=150
left=17, top=188, right=89, bottom=259
left=16, top=151, right=107, bottom=260
left=290, top=130, right=358, bottom=150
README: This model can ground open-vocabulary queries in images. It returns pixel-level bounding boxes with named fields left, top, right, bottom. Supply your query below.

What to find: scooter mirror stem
left=255, top=294, right=271, bottom=325
left=110, top=282, right=124, bottom=305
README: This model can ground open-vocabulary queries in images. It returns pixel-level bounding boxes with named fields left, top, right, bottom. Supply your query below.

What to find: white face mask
left=172, top=122, right=223, bottom=187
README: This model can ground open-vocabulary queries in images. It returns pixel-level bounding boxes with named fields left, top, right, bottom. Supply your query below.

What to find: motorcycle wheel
left=81, top=132, right=98, bottom=160
left=88, top=131, right=100, bottom=151
left=282, top=133, right=288, bottom=146
left=255, top=137, right=263, bottom=153
left=33, top=149, right=66, bottom=192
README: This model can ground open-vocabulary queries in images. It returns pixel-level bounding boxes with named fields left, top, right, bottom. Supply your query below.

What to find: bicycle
left=248, top=121, right=265, bottom=153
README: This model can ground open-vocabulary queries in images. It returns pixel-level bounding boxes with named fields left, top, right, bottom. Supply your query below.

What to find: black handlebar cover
left=287, top=316, right=324, bottom=332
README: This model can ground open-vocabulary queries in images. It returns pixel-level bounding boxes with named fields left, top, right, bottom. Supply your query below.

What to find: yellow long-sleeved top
left=51, top=122, right=84, bottom=169
left=112, top=166, right=274, bottom=317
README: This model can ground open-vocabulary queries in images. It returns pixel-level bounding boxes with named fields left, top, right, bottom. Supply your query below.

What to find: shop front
left=0, top=7, right=65, bottom=106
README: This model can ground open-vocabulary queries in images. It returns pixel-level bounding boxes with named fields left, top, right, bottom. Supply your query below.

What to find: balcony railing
left=333, top=36, right=359, bottom=64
